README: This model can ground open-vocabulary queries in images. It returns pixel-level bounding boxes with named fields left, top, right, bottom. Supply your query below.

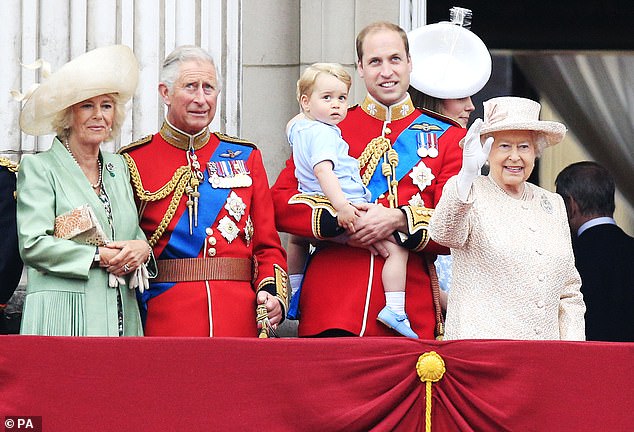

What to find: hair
left=555, top=161, right=616, bottom=217
left=356, top=21, right=409, bottom=63
left=160, top=45, right=221, bottom=93
left=409, top=86, right=443, bottom=113
left=52, top=93, right=125, bottom=142
left=296, top=63, right=352, bottom=107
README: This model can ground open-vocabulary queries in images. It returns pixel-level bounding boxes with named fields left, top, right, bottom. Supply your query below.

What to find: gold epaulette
left=0, top=157, right=19, bottom=173
left=214, top=132, right=256, bottom=149
left=117, top=135, right=153, bottom=154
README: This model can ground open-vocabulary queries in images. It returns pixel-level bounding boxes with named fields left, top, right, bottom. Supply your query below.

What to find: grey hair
left=160, top=45, right=221, bottom=93
left=52, top=93, right=125, bottom=142
left=483, top=130, right=549, bottom=158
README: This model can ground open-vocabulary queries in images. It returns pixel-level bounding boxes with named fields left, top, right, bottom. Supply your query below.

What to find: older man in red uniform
left=271, top=22, right=465, bottom=338
left=120, top=46, right=287, bottom=337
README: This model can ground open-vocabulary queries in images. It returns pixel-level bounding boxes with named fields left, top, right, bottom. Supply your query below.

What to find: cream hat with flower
left=19, top=45, right=139, bottom=136
left=480, top=97, right=567, bottom=146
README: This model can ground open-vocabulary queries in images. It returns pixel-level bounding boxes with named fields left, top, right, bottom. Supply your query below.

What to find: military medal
left=416, top=132, right=428, bottom=158
left=218, top=216, right=239, bottom=243
left=207, top=160, right=252, bottom=188
left=426, top=133, right=439, bottom=158
left=224, top=191, right=246, bottom=221
left=244, top=216, right=254, bottom=247
left=410, top=161, right=435, bottom=191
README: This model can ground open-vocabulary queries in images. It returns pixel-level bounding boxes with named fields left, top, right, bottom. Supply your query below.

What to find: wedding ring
left=123, top=264, right=130, bottom=272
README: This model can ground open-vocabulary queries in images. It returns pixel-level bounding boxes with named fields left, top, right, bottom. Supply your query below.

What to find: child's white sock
left=385, top=292, right=406, bottom=315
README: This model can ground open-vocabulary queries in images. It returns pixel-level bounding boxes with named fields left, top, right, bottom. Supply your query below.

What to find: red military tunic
left=120, top=121, right=288, bottom=337
left=271, top=94, right=464, bottom=338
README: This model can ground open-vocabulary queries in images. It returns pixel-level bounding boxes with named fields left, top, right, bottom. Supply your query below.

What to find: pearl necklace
left=64, top=140, right=102, bottom=189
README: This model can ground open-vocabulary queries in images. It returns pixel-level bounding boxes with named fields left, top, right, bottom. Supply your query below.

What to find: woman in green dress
left=17, top=45, right=150, bottom=336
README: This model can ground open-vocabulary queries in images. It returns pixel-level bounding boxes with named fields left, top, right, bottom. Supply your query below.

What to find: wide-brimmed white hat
left=481, top=97, right=567, bottom=146
left=408, top=22, right=491, bottom=99
left=19, top=45, right=139, bottom=136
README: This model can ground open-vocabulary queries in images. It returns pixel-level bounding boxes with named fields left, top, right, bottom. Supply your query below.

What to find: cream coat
left=430, top=175, right=585, bottom=340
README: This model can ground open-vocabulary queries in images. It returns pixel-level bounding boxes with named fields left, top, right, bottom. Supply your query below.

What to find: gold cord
left=358, top=136, right=390, bottom=186
left=123, top=153, right=192, bottom=246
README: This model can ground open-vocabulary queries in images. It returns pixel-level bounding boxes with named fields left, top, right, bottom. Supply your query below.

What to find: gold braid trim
left=0, top=157, right=18, bottom=173
left=402, top=206, right=433, bottom=252
left=358, top=136, right=390, bottom=187
left=256, top=264, right=289, bottom=310
left=288, top=193, right=336, bottom=240
left=123, top=153, right=192, bottom=247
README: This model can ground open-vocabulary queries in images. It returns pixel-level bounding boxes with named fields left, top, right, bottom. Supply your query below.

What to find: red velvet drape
left=1, top=337, right=632, bottom=431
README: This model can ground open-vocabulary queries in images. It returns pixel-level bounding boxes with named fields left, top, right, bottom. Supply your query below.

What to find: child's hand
left=336, top=203, right=360, bottom=232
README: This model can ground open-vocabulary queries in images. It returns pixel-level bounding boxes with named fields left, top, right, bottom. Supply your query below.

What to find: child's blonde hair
left=296, top=63, right=352, bottom=106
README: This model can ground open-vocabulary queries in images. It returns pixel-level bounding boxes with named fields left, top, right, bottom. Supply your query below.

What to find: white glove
left=108, top=273, right=126, bottom=288
left=129, top=265, right=150, bottom=294
left=457, top=118, right=494, bottom=201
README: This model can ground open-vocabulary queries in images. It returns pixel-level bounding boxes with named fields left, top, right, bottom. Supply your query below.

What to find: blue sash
left=142, top=140, right=253, bottom=304
left=366, top=113, right=450, bottom=201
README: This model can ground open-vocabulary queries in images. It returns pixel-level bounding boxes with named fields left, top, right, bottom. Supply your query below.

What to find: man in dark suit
left=0, top=158, right=23, bottom=334
left=556, top=161, right=634, bottom=341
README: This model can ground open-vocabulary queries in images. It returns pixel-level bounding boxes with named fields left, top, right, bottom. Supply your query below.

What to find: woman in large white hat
left=429, top=96, right=586, bottom=340
left=16, top=45, right=151, bottom=336
left=407, top=11, right=492, bottom=309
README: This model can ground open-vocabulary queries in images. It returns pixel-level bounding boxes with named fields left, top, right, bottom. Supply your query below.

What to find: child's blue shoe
left=377, top=306, right=419, bottom=339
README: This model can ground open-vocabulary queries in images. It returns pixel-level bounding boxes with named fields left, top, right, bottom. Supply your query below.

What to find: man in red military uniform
left=271, top=22, right=465, bottom=338
left=120, top=46, right=287, bottom=337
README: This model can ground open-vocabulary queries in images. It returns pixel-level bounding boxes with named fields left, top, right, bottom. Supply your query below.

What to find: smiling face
left=487, top=130, right=536, bottom=196
left=300, top=73, right=349, bottom=126
left=160, top=60, right=218, bottom=134
left=357, top=28, right=412, bottom=107
left=441, top=97, right=475, bottom=128
left=69, top=94, right=115, bottom=147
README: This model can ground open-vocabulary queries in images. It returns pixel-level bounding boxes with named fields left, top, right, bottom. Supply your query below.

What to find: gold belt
left=154, top=257, right=253, bottom=283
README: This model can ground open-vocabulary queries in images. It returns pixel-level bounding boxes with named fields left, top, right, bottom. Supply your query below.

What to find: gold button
left=208, top=248, right=216, bottom=257
left=385, top=127, right=391, bottom=135
left=205, top=227, right=214, bottom=235
left=208, top=237, right=217, bottom=246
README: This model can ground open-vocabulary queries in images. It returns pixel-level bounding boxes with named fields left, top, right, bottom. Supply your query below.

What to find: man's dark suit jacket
left=0, top=165, right=21, bottom=305
left=573, top=223, right=634, bottom=341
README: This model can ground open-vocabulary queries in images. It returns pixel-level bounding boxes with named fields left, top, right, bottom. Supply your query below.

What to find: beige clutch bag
left=53, top=204, right=109, bottom=246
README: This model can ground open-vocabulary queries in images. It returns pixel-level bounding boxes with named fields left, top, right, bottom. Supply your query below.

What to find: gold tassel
left=416, top=351, right=446, bottom=432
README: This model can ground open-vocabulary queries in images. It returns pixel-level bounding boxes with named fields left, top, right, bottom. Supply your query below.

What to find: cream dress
left=430, top=175, right=585, bottom=340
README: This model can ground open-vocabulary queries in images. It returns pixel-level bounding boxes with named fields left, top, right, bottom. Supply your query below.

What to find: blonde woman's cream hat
left=19, top=45, right=139, bottom=136
left=408, top=22, right=491, bottom=99
left=480, top=97, right=567, bottom=146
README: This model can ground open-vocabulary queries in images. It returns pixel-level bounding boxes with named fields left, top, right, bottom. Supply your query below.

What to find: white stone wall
left=0, top=0, right=234, bottom=160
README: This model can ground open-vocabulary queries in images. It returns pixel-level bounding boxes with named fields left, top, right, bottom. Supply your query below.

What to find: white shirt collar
left=578, top=217, right=616, bottom=236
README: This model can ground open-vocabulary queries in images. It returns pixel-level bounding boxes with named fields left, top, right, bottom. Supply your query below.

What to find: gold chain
left=123, top=153, right=193, bottom=246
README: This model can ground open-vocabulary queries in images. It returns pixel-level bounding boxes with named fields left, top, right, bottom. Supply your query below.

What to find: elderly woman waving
left=430, top=96, right=585, bottom=340
left=16, top=45, right=151, bottom=336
